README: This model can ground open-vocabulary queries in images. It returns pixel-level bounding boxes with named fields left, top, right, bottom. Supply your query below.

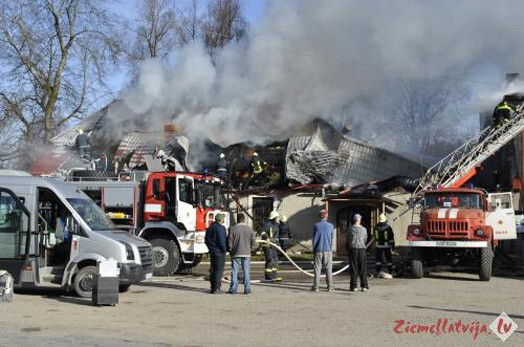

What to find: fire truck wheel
left=479, top=247, right=493, bottom=281
left=74, top=266, right=97, bottom=298
left=150, top=238, right=180, bottom=276
left=411, top=249, right=424, bottom=279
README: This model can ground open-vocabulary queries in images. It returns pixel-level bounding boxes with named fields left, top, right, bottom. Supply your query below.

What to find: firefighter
left=75, top=128, right=90, bottom=159
left=250, top=152, right=264, bottom=180
left=217, top=153, right=227, bottom=181
left=492, top=101, right=516, bottom=128
left=278, top=215, right=292, bottom=253
left=261, top=210, right=281, bottom=281
left=374, top=213, right=395, bottom=276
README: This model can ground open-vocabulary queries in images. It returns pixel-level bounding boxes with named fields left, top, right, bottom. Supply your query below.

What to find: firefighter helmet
left=379, top=213, right=387, bottom=223
left=269, top=211, right=279, bottom=221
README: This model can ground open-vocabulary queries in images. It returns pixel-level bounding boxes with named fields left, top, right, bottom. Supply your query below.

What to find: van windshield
left=66, top=198, right=117, bottom=231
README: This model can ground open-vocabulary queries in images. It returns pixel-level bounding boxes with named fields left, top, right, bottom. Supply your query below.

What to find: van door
left=0, top=188, right=31, bottom=284
left=486, top=192, right=517, bottom=240
left=177, top=176, right=196, bottom=231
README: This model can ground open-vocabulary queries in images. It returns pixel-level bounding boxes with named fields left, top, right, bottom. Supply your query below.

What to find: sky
left=106, top=0, right=267, bottom=94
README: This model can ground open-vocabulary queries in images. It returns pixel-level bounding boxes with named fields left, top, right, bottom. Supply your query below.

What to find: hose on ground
left=256, top=238, right=375, bottom=278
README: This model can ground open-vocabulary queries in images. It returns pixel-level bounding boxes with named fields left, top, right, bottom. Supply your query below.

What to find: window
left=152, top=179, right=161, bottom=199
left=424, top=193, right=481, bottom=209
left=490, top=194, right=512, bottom=210
left=178, top=178, right=194, bottom=205
left=0, top=192, right=29, bottom=259
left=67, top=198, right=117, bottom=231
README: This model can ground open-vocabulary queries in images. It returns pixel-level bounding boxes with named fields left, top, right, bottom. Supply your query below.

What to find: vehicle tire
left=177, top=254, right=202, bottom=274
left=119, top=284, right=131, bottom=293
left=411, top=248, right=424, bottom=279
left=74, top=266, right=97, bottom=298
left=150, top=238, right=180, bottom=276
left=479, top=247, right=493, bottom=281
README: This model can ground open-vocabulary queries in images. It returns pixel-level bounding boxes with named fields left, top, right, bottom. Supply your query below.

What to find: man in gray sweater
left=227, top=213, right=256, bottom=294
left=347, top=214, right=369, bottom=292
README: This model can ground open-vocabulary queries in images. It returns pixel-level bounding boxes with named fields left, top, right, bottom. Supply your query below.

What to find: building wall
left=228, top=192, right=326, bottom=251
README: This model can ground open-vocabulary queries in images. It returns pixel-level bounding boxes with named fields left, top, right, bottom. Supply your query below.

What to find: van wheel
left=479, top=247, right=493, bottom=281
left=150, top=238, right=180, bottom=276
left=74, top=266, right=97, bottom=298
left=411, top=248, right=424, bottom=279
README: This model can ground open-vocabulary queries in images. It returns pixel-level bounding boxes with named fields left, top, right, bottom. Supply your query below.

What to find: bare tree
left=127, top=0, right=177, bottom=69
left=202, top=0, right=248, bottom=54
left=176, top=0, right=202, bottom=45
left=0, top=0, right=121, bottom=152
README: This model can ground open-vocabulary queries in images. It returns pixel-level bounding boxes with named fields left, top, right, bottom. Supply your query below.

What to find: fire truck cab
left=69, top=171, right=229, bottom=276
left=407, top=188, right=516, bottom=281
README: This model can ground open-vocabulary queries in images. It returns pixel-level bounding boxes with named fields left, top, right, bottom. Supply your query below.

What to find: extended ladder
left=412, top=106, right=524, bottom=200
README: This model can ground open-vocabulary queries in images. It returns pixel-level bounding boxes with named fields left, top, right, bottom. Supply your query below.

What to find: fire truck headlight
left=475, top=228, right=485, bottom=237
left=412, top=228, right=421, bottom=236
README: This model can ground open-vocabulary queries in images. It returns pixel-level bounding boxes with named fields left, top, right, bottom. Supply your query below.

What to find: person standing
left=278, top=215, right=292, bottom=252
left=311, top=209, right=335, bottom=292
left=227, top=213, right=256, bottom=294
left=374, top=213, right=395, bottom=276
left=205, top=213, right=227, bottom=294
left=261, top=211, right=281, bottom=281
left=347, top=214, right=369, bottom=292
left=217, top=153, right=228, bottom=181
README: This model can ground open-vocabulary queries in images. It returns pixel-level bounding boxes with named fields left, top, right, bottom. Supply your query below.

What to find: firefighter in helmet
left=75, top=128, right=90, bottom=159
left=492, top=101, right=516, bottom=128
left=261, top=210, right=281, bottom=281
left=250, top=152, right=264, bottom=177
left=217, top=153, right=227, bottom=181
left=373, top=213, right=395, bottom=276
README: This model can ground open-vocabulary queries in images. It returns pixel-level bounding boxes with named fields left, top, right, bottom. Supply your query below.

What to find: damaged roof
left=286, top=119, right=424, bottom=186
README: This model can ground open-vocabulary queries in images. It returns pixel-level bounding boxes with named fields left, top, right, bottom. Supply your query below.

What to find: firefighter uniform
left=493, top=101, right=515, bottom=128
left=374, top=215, right=395, bottom=275
left=217, top=154, right=227, bottom=181
left=250, top=153, right=263, bottom=175
left=261, top=216, right=281, bottom=281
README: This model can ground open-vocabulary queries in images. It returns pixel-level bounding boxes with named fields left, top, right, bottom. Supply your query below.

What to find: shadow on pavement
left=407, top=305, right=524, bottom=320
left=253, top=281, right=351, bottom=293
left=136, top=281, right=210, bottom=293
left=425, top=274, right=480, bottom=282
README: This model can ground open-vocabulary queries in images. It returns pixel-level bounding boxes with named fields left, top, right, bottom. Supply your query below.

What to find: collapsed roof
left=286, top=119, right=423, bottom=186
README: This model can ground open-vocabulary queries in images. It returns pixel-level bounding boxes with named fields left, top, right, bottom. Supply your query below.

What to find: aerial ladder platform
left=412, top=105, right=524, bottom=201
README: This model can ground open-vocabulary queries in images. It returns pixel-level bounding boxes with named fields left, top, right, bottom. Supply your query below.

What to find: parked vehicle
left=407, top=188, right=516, bottom=280
left=0, top=171, right=153, bottom=297
left=66, top=170, right=230, bottom=276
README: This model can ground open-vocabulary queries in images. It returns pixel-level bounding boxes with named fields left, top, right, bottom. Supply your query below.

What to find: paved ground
left=1, top=262, right=523, bottom=346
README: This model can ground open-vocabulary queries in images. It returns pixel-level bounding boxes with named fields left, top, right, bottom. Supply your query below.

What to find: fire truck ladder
left=412, top=106, right=524, bottom=201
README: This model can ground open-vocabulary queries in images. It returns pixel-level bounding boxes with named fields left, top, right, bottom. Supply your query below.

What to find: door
left=177, top=176, right=196, bottom=231
left=252, top=197, right=274, bottom=233
left=0, top=188, right=31, bottom=284
left=486, top=192, right=517, bottom=240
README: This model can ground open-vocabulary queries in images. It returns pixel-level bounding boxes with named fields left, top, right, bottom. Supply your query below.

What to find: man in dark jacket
left=347, top=214, right=368, bottom=291
left=205, top=213, right=227, bottom=293
left=312, top=209, right=335, bottom=292
left=227, top=213, right=256, bottom=294
left=75, top=128, right=90, bottom=159
left=374, top=213, right=395, bottom=276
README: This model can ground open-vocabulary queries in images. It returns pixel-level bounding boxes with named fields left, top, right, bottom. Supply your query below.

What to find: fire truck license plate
left=435, top=241, right=457, bottom=247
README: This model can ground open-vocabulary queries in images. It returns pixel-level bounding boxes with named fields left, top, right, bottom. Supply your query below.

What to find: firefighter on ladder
left=261, top=211, right=282, bottom=282
left=374, top=213, right=395, bottom=277
left=492, top=101, right=516, bottom=128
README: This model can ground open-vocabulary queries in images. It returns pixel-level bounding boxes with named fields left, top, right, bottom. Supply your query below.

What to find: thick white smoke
left=112, top=0, right=524, bottom=159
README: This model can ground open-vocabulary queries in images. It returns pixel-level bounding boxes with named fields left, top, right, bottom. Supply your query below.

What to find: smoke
left=111, top=0, right=524, bottom=164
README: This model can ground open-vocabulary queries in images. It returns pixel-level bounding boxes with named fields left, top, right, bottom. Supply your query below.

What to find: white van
left=0, top=171, right=153, bottom=297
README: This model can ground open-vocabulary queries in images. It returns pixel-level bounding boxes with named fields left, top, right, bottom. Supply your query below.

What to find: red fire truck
left=67, top=171, right=229, bottom=275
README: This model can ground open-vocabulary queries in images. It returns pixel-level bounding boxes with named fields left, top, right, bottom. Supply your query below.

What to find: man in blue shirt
left=205, top=213, right=227, bottom=294
left=312, top=209, right=335, bottom=292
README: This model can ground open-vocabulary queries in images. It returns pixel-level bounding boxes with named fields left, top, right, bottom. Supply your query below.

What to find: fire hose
left=221, top=238, right=376, bottom=283
left=254, top=238, right=375, bottom=278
